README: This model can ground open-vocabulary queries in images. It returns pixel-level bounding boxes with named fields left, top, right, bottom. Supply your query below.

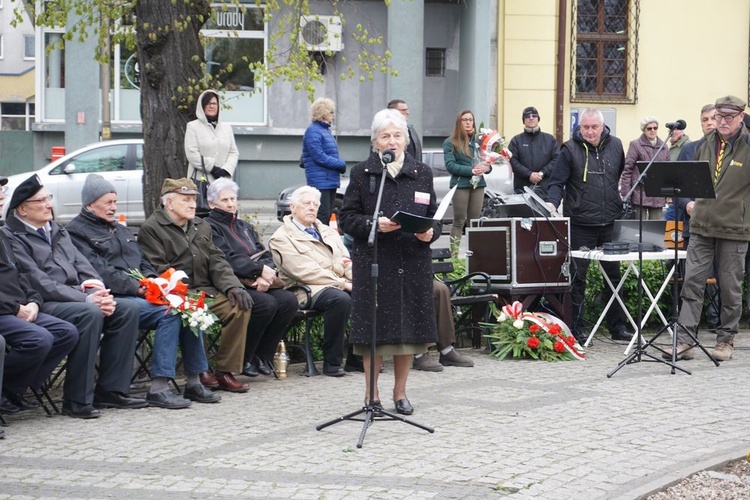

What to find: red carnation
left=554, top=341, right=565, bottom=353
left=527, top=337, right=540, bottom=349
left=529, top=324, right=541, bottom=334
left=549, top=324, right=562, bottom=335
left=565, top=335, right=576, bottom=346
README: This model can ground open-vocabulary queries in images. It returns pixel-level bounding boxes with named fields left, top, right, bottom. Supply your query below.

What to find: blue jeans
left=129, top=297, right=208, bottom=379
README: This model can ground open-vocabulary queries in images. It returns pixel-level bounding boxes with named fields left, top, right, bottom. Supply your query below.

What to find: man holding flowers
left=138, top=178, right=253, bottom=393
left=67, top=175, right=219, bottom=409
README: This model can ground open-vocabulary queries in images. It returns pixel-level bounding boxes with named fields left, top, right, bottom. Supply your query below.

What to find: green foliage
left=484, top=315, right=579, bottom=362
left=583, top=260, right=673, bottom=330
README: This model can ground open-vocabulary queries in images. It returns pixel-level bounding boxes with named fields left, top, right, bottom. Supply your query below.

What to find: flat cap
left=8, top=174, right=43, bottom=212
left=715, top=95, right=746, bottom=113
left=161, top=177, right=199, bottom=196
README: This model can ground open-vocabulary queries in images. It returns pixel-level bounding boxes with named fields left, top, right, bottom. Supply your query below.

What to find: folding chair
left=431, top=248, right=497, bottom=348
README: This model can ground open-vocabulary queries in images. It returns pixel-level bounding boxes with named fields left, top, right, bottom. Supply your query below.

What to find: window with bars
left=570, top=0, right=639, bottom=104
left=426, top=48, right=445, bottom=77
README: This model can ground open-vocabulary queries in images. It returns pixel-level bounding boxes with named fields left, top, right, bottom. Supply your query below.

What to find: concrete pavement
left=1, top=332, right=749, bottom=499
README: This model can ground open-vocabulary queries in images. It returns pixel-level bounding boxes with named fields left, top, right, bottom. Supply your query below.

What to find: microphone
left=381, top=149, right=395, bottom=164
left=665, top=120, right=687, bottom=130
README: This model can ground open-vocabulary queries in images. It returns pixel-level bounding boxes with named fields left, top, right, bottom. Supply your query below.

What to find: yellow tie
left=714, top=140, right=727, bottom=184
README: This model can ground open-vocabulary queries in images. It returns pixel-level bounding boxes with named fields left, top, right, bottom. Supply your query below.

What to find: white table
left=570, top=249, right=687, bottom=354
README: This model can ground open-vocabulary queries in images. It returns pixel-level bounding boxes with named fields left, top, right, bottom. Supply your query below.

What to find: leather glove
left=210, top=166, right=231, bottom=178
left=227, top=287, right=253, bottom=310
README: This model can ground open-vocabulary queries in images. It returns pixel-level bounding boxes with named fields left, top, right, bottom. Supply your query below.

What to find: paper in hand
left=391, top=186, right=458, bottom=233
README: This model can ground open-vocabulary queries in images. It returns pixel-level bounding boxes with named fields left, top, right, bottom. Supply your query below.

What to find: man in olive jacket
left=669, top=95, right=750, bottom=362
left=138, top=178, right=253, bottom=393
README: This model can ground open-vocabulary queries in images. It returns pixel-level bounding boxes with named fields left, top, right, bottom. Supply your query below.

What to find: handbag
left=191, top=156, right=211, bottom=217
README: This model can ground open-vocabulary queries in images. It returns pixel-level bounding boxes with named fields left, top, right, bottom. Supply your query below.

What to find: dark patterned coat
left=339, top=152, right=440, bottom=346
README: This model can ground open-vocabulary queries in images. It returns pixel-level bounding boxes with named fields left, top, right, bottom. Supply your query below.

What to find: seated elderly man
left=0, top=175, right=79, bottom=416
left=138, top=178, right=253, bottom=393
left=67, top=174, right=220, bottom=409
left=2, top=174, right=146, bottom=419
left=268, top=186, right=352, bottom=377
left=205, top=178, right=298, bottom=377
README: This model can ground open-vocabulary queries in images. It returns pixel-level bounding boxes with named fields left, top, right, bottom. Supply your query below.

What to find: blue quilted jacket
left=302, top=121, right=346, bottom=189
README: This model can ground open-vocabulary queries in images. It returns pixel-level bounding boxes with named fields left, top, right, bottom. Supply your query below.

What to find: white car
left=3, top=139, right=145, bottom=226
left=275, top=148, right=514, bottom=223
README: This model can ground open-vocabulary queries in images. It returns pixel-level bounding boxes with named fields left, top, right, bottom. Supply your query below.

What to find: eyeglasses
left=524, top=114, right=539, bottom=119
left=24, top=195, right=54, bottom=205
left=205, top=102, right=218, bottom=107
left=714, top=113, right=740, bottom=124
left=645, top=126, right=658, bottom=131
left=461, top=118, right=474, bottom=122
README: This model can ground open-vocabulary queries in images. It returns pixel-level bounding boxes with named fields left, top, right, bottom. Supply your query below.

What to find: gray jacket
left=3, top=213, right=101, bottom=303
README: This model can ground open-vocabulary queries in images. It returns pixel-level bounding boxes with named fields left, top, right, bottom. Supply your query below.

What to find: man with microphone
left=668, top=96, right=749, bottom=362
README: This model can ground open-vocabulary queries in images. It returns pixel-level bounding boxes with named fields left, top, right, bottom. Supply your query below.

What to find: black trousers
left=317, top=189, right=337, bottom=225
left=244, top=288, right=298, bottom=362
left=311, top=287, right=350, bottom=366
left=570, top=223, right=627, bottom=335
left=42, top=299, right=139, bottom=405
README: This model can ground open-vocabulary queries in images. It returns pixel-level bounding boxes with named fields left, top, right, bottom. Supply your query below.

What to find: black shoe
left=323, top=364, right=346, bottom=377
left=94, top=390, right=148, bottom=409
left=62, top=401, right=101, bottom=419
left=394, top=398, right=414, bottom=415
left=242, top=360, right=259, bottom=377
left=183, top=384, right=222, bottom=404
left=610, top=329, right=632, bottom=341
left=0, top=428, right=4, bottom=439
left=365, top=399, right=384, bottom=417
left=256, top=358, right=272, bottom=376
left=146, top=390, right=191, bottom=409
left=5, top=392, right=40, bottom=412
left=345, top=353, right=364, bottom=372
left=0, top=395, right=20, bottom=415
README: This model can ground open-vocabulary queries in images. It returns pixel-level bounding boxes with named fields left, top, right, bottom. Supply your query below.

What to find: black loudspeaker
left=466, top=218, right=571, bottom=289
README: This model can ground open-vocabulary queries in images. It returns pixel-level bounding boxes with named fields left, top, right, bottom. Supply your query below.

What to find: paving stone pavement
left=1, top=333, right=749, bottom=499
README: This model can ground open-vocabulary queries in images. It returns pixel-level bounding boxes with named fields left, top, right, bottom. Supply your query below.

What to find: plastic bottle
left=273, top=340, right=290, bottom=379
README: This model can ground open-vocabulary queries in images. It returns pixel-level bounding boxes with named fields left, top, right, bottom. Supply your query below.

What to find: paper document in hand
left=391, top=186, right=458, bottom=233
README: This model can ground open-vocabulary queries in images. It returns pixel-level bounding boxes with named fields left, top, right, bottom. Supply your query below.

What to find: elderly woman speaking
left=205, top=178, right=298, bottom=377
left=339, top=109, right=440, bottom=416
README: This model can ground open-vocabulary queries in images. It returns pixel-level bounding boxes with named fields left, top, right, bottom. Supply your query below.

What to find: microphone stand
left=317, top=152, right=434, bottom=448
left=608, top=126, right=689, bottom=376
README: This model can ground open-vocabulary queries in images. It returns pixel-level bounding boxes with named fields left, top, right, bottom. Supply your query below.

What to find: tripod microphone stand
left=608, top=127, right=686, bottom=377
left=316, top=149, right=434, bottom=448
left=608, top=151, right=718, bottom=376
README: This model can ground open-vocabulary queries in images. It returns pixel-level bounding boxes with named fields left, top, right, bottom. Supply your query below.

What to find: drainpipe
left=555, top=0, right=567, bottom=143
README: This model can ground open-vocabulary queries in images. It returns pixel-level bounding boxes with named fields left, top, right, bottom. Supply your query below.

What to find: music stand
left=608, top=161, right=719, bottom=377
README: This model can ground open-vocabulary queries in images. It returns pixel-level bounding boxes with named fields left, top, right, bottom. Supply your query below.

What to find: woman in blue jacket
left=301, top=98, right=346, bottom=224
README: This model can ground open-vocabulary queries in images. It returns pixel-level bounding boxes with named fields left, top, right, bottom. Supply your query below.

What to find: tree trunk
left=135, top=0, right=210, bottom=217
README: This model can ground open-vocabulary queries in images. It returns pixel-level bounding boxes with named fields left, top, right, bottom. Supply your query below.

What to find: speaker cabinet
left=466, top=218, right=571, bottom=288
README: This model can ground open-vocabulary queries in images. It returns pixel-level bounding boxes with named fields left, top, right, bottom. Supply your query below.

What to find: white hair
left=207, top=178, right=239, bottom=204
left=370, top=108, right=410, bottom=144
left=290, top=185, right=321, bottom=205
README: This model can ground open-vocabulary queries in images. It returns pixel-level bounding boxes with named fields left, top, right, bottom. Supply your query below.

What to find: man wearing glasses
left=508, top=106, right=560, bottom=197
left=667, top=95, right=750, bottom=362
left=2, top=174, right=147, bottom=418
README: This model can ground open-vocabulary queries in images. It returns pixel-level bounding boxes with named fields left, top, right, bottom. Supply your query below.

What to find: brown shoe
left=214, top=371, right=249, bottom=393
left=712, top=341, right=734, bottom=362
left=199, top=371, right=219, bottom=389
left=661, top=343, right=694, bottom=360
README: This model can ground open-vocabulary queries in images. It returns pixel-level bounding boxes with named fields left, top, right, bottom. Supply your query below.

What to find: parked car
left=2, top=139, right=145, bottom=226
left=275, top=148, right=514, bottom=223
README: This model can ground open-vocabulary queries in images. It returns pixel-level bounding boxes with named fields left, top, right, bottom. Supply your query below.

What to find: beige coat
left=184, top=90, right=239, bottom=182
left=268, top=215, right=352, bottom=305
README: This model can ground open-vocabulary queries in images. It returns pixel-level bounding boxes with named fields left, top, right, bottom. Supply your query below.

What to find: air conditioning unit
left=299, top=15, right=344, bottom=52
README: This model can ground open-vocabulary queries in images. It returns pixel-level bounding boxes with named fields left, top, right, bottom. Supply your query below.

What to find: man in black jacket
left=0, top=176, right=79, bottom=416
left=67, top=174, right=220, bottom=408
left=545, top=108, right=629, bottom=344
left=508, top=106, right=560, bottom=197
